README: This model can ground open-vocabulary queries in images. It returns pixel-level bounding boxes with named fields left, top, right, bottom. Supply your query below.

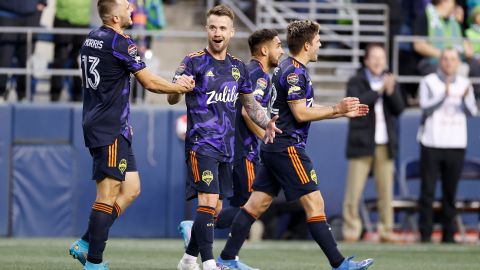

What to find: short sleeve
left=239, top=62, right=253, bottom=94
left=251, top=74, right=269, bottom=103
left=173, top=56, right=194, bottom=82
left=285, top=70, right=307, bottom=102
left=112, top=37, right=146, bottom=74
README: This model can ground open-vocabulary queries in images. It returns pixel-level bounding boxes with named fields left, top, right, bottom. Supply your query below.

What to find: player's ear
left=304, top=41, right=310, bottom=53
left=112, top=15, right=119, bottom=24
left=261, top=45, right=268, bottom=57
left=230, top=27, right=235, bottom=38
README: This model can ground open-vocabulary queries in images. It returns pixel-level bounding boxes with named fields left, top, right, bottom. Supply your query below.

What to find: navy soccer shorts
left=89, top=135, right=137, bottom=182
left=253, top=146, right=319, bottom=202
left=230, top=157, right=258, bottom=207
left=186, top=150, right=233, bottom=201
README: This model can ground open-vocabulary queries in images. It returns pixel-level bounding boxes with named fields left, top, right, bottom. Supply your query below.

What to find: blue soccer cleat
left=84, top=261, right=109, bottom=270
left=217, top=256, right=259, bottom=270
left=178, top=220, right=194, bottom=249
left=333, top=256, right=374, bottom=270
left=69, top=239, right=89, bottom=265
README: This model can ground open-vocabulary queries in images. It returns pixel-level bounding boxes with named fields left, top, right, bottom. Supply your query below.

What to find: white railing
left=255, top=0, right=389, bottom=71
left=0, top=27, right=251, bottom=102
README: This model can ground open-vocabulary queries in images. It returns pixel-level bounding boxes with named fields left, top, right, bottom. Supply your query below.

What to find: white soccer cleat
left=177, top=259, right=201, bottom=270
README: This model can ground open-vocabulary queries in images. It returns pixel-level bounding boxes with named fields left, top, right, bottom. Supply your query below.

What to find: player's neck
left=291, top=54, right=309, bottom=67
left=103, top=23, right=125, bottom=36
left=206, top=46, right=227, bottom=60
left=251, top=57, right=269, bottom=72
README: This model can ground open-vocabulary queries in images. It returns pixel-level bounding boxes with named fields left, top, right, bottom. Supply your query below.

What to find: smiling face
left=439, top=48, right=461, bottom=76
left=205, top=14, right=234, bottom=55
left=364, top=46, right=386, bottom=76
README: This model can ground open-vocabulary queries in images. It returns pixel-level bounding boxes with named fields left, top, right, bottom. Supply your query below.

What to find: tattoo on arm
left=240, top=94, right=270, bottom=129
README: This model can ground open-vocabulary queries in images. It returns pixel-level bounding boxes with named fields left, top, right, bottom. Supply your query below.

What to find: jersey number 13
left=81, top=55, right=101, bottom=90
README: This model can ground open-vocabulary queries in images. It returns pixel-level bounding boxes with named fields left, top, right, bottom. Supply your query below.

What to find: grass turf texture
left=0, top=238, right=479, bottom=269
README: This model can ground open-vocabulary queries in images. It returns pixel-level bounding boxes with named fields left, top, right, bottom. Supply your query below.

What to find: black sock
left=215, top=207, right=240, bottom=229
left=220, top=208, right=256, bottom=260
left=82, top=202, right=121, bottom=242
left=86, top=202, right=119, bottom=264
left=193, top=206, right=216, bottom=262
left=186, top=225, right=200, bottom=257
left=307, top=216, right=344, bottom=268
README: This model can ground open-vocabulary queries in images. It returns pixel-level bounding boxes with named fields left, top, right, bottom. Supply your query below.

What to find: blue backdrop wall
left=0, top=104, right=478, bottom=237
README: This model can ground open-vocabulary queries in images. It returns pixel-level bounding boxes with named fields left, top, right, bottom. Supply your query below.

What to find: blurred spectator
left=466, top=6, right=480, bottom=98
left=0, top=0, right=46, bottom=102
left=50, top=0, right=91, bottom=102
left=342, top=44, right=405, bottom=243
left=397, top=0, right=430, bottom=104
left=413, top=0, right=473, bottom=75
left=417, top=48, right=478, bottom=243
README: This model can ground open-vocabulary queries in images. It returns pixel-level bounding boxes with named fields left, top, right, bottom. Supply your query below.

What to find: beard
left=121, top=16, right=133, bottom=29
left=268, top=54, right=280, bottom=67
left=208, top=39, right=229, bottom=54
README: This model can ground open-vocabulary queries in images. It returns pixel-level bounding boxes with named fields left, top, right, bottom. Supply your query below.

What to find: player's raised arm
left=240, top=93, right=282, bottom=143
left=289, top=97, right=369, bottom=122
left=134, top=68, right=194, bottom=94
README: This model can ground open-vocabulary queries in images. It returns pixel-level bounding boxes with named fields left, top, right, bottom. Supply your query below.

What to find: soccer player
left=168, top=5, right=281, bottom=270
left=68, top=0, right=194, bottom=270
left=178, top=28, right=284, bottom=270
left=216, top=20, right=374, bottom=270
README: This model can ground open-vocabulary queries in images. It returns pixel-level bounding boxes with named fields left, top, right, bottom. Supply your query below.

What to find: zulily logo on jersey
left=206, top=86, right=239, bottom=105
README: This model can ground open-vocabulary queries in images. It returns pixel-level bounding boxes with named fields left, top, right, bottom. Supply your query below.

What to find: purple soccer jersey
left=81, top=26, right=146, bottom=148
left=262, top=57, right=314, bottom=152
left=234, top=59, right=271, bottom=162
left=175, top=49, right=253, bottom=162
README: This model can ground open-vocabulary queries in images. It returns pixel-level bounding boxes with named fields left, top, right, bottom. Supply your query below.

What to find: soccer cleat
left=333, top=256, right=374, bottom=270
left=178, top=220, right=194, bottom=249
left=84, top=261, right=109, bottom=270
left=69, top=239, right=89, bottom=265
left=217, top=256, right=259, bottom=270
left=177, top=259, right=201, bottom=270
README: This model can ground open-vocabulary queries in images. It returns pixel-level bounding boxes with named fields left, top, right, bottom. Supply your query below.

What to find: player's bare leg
left=115, top=171, right=141, bottom=212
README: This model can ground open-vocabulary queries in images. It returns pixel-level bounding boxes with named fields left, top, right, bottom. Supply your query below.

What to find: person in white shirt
left=342, top=44, right=405, bottom=243
left=417, top=47, right=478, bottom=243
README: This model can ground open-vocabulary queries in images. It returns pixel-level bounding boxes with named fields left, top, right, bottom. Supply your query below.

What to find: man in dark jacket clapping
left=342, top=43, right=405, bottom=243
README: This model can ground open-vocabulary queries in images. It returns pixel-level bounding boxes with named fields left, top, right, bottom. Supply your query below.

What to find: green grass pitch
left=0, top=238, right=479, bottom=269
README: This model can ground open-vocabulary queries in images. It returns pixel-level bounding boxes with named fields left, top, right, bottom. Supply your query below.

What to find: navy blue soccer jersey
left=174, top=49, right=252, bottom=162
left=81, top=26, right=146, bottom=148
left=262, top=57, right=314, bottom=151
left=234, top=59, right=271, bottom=162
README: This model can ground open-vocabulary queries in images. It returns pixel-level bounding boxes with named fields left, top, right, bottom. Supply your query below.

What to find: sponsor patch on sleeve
left=127, top=44, right=138, bottom=57
left=287, top=73, right=299, bottom=85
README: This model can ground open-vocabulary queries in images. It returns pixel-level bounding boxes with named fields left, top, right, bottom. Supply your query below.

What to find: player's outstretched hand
left=345, top=104, right=369, bottom=118
left=336, top=97, right=360, bottom=114
left=263, top=115, right=282, bottom=144
left=175, top=75, right=195, bottom=92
